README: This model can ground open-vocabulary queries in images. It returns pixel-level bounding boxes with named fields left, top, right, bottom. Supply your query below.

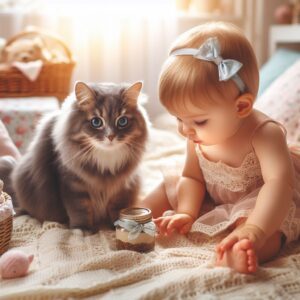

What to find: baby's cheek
left=197, top=130, right=216, bottom=143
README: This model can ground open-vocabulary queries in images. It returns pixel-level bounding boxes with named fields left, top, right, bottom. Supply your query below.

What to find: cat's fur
left=11, top=81, right=149, bottom=231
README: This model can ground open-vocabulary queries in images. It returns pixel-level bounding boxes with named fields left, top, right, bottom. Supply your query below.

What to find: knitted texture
left=1, top=128, right=300, bottom=299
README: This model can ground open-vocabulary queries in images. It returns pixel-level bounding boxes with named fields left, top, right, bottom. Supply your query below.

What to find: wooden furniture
left=269, top=24, right=300, bottom=54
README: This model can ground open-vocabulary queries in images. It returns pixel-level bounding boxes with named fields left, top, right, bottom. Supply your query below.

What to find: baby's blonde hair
left=159, top=22, right=259, bottom=111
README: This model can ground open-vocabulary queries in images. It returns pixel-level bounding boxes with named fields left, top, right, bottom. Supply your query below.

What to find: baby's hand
left=154, top=213, right=194, bottom=236
left=216, top=223, right=266, bottom=259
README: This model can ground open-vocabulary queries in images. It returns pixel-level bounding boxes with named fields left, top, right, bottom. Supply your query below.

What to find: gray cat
left=10, top=81, right=149, bottom=231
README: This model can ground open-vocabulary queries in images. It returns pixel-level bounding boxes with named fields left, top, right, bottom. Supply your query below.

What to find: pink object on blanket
left=0, top=250, right=34, bottom=279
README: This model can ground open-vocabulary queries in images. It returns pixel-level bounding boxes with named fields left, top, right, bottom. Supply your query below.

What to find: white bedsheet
left=1, top=126, right=300, bottom=299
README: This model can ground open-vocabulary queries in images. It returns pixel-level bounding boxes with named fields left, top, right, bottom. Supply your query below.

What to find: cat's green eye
left=91, top=117, right=103, bottom=128
left=117, top=116, right=128, bottom=128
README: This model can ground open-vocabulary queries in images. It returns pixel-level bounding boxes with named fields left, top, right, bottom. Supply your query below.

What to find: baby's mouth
left=189, top=137, right=202, bottom=144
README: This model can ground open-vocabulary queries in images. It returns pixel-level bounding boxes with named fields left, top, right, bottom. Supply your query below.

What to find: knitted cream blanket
left=1, top=128, right=300, bottom=299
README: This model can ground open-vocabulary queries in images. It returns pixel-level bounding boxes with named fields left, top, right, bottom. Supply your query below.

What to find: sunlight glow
left=41, top=0, right=175, bottom=18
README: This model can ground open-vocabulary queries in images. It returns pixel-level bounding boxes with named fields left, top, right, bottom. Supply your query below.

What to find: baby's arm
left=218, top=123, right=294, bottom=252
left=0, top=120, right=20, bottom=159
left=155, top=140, right=206, bottom=235
left=246, top=123, right=294, bottom=238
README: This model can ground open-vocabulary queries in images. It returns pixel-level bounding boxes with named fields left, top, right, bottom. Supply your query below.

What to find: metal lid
left=119, top=207, right=152, bottom=223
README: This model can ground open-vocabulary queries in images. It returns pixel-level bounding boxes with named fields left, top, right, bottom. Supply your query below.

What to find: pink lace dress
left=165, top=120, right=300, bottom=244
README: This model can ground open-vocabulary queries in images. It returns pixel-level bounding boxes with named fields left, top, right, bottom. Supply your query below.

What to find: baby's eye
left=176, top=118, right=182, bottom=122
left=194, top=120, right=208, bottom=126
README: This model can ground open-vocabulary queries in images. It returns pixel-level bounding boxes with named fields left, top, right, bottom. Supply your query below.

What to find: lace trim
left=191, top=209, right=252, bottom=236
left=280, top=200, right=300, bottom=243
left=191, top=200, right=299, bottom=244
left=196, top=147, right=263, bottom=192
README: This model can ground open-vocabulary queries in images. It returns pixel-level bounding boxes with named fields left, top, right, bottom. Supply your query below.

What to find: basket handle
left=3, top=30, right=73, bottom=61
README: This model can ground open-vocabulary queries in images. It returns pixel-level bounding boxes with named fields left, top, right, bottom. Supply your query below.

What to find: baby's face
left=170, top=100, right=241, bottom=146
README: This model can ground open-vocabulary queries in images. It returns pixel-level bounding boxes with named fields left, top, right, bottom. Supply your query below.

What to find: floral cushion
left=0, top=98, right=59, bottom=153
left=255, top=59, right=300, bottom=143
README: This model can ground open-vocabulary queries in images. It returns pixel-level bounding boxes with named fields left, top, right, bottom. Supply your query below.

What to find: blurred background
left=0, top=0, right=299, bottom=118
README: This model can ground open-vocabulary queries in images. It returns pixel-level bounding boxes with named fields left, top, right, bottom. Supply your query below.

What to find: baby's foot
left=215, top=239, right=257, bottom=274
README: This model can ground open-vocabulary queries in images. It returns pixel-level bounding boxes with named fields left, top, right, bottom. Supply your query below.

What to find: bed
left=0, top=119, right=300, bottom=299
left=1, top=26, right=300, bottom=300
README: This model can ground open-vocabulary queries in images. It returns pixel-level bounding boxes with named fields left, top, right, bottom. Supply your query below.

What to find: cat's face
left=69, top=81, right=147, bottom=155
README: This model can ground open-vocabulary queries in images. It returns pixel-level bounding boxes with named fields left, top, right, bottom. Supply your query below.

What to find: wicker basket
left=0, top=30, right=75, bottom=102
left=0, top=192, right=13, bottom=255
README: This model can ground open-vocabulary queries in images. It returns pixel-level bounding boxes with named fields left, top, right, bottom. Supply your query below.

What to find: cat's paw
left=69, top=222, right=98, bottom=233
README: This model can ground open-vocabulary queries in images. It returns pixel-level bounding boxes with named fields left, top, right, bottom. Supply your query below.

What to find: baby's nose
left=182, top=123, right=194, bottom=135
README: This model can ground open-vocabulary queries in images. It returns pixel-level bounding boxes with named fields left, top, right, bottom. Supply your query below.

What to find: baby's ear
left=123, top=81, right=143, bottom=106
left=235, top=93, right=254, bottom=118
left=75, top=81, right=95, bottom=111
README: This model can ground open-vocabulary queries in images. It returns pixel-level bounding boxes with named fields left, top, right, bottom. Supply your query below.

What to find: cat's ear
left=75, top=81, right=95, bottom=110
left=123, top=81, right=143, bottom=106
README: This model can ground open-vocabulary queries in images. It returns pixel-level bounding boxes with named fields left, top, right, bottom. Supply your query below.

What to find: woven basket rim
left=0, top=61, right=76, bottom=69
left=4, top=29, right=74, bottom=62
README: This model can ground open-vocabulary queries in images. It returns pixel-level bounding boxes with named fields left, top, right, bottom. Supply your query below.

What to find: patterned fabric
left=258, top=49, right=300, bottom=96
left=255, top=59, right=300, bottom=144
left=0, top=98, right=59, bottom=153
left=196, top=150, right=263, bottom=194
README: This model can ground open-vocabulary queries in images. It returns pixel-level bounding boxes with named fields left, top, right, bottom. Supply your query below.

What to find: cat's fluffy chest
left=86, top=169, right=139, bottom=222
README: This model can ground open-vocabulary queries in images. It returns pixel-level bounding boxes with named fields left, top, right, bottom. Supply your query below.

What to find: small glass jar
left=114, top=207, right=156, bottom=252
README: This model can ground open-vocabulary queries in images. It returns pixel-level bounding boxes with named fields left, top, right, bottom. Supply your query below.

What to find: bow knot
left=114, top=219, right=156, bottom=241
left=193, top=37, right=243, bottom=82
left=170, top=37, right=246, bottom=92
left=212, top=56, right=223, bottom=66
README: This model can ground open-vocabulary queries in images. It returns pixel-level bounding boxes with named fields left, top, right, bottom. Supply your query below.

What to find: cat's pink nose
left=107, top=135, right=115, bottom=141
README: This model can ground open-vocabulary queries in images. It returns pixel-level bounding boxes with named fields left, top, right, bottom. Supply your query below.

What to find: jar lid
left=119, top=207, right=152, bottom=223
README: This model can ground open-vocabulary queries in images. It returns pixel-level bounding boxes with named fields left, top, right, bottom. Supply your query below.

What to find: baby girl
left=140, top=22, right=300, bottom=274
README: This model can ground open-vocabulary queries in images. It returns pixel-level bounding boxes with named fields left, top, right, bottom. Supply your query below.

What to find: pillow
left=258, top=48, right=300, bottom=96
left=255, top=59, right=300, bottom=143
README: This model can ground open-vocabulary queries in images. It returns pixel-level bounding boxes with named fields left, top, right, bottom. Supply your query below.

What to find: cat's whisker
left=63, top=143, right=94, bottom=166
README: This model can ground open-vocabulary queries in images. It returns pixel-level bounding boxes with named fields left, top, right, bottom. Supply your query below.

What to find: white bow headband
left=170, top=37, right=246, bottom=93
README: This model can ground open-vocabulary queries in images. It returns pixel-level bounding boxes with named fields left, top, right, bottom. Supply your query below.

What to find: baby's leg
left=135, top=181, right=175, bottom=218
left=216, top=219, right=283, bottom=274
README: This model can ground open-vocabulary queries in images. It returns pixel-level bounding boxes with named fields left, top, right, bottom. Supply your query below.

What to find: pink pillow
left=255, top=59, right=300, bottom=143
